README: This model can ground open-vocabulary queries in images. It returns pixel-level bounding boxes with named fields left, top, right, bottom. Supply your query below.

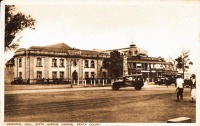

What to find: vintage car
left=11, top=78, right=26, bottom=85
left=154, top=77, right=166, bottom=85
left=155, top=76, right=176, bottom=86
left=112, top=74, right=144, bottom=90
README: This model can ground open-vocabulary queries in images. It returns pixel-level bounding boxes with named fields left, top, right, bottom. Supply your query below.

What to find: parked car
left=112, top=74, right=144, bottom=90
left=155, top=77, right=166, bottom=85
left=11, top=78, right=26, bottom=85
left=155, top=76, right=176, bottom=85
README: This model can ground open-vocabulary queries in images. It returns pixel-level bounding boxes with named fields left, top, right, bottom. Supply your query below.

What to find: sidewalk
left=5, top=82, right=160, bottom=91
left=5, top=83, right=111, bottom=93
left=5, top=82, right=176, bottom=95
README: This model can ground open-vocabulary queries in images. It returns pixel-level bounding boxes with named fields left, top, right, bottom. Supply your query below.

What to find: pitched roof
left=5, top=57, right=14, bottom=65
left=28, top=43, right=72, bottom=52
left=80, top=50, right=99, bottom=55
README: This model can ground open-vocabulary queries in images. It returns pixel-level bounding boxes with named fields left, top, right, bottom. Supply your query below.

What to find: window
left=85, top=72, right=89, bottom=79
left=73, top=60, right=77, bottom=66
left=36, top=58, right=42, bottom=67
left=142, top=63, right=147, bottom=69
left=85, top=60, right=89, bottom=68
left=52, top=71, right=57, bottom=79
left=136, top=63, right=142, bottom=68
left=91, top=60, right=95, bottom=68
left=102, top=72, right=106, bottom=78
left=91, top=72, right=95, bottom=78
left=133, top=63, right=136, bottom=68
left=60, top=71, right=64, bottom=79
left=19, top=58, right=22, bottom=67
left=60, top=59, right=64, bottom=67
left=52, top=59, right=57, bottom=67
left=36, top=71, right=42, bottom=79
left=19, top=72, right=22, bottom=79
left=128, top=63, right=136, bottom=69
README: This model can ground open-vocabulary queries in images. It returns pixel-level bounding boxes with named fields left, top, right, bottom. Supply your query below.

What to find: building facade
left=11, top=43, right=109, bottom=84
left=6, top=42, right=176, bottom=84
left=104, top=43, right=176, bottom=81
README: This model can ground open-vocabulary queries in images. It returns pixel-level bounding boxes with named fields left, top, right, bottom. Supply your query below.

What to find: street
left=4, top=84, right=196, bottom=123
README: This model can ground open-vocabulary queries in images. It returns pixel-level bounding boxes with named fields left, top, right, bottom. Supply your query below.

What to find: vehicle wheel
left=135, top=85, right=142, bottom=90
left=112, top=85, right=119, bottom=90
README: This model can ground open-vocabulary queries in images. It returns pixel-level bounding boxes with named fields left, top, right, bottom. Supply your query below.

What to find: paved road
left=5, top=84, right=195, bottom=122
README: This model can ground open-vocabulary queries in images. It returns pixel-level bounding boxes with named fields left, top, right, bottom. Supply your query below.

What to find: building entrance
left=72, top=70, right=78, bottom=83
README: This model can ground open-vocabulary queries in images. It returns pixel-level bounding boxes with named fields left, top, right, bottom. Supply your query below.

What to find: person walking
left=166, top=77, right=169, bottom=87
left=176, top=75, right=184, bottom=102
left=27, top=78, right=30, bottom=85
left=47, top=78, right=49, bottom=85
left=190, top=74, right=196, bottom=103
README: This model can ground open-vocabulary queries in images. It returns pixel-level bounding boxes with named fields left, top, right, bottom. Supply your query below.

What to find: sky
left=3, top=0, right=200, bottom=73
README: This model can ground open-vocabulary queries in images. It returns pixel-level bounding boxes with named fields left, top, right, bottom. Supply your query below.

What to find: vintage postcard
left=2, top=0, right=200, bottom=126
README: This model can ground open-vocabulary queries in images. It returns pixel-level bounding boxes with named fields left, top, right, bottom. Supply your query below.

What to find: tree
left=175, top=50, right=193, bottom=79
left=103, top=50, right=123, bottom=78
left=5, top=5, right=36, bottom=50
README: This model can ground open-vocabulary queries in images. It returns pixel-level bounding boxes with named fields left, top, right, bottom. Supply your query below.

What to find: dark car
left=11, top=78, right=26, bottom=85
left=155, top=76, right=176, bottom=86
left=155, top=77, right=166, bottom=85
left=112, top=74, right=144, bottom=90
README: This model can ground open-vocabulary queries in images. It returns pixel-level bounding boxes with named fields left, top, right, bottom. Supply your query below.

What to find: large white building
left=11, top=43, right=109, bottom=84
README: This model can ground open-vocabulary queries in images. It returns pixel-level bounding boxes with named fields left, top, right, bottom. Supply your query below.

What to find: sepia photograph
left=2, top=0, right=200, bottom=125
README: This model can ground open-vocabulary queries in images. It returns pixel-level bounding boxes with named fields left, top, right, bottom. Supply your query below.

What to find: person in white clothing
left=176, top=75, right=184, bottom=102
left=190, top=74, right=196, bottom=103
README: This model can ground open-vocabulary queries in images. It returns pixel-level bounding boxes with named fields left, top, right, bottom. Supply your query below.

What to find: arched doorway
left=72, top=70, right=78, bottom=83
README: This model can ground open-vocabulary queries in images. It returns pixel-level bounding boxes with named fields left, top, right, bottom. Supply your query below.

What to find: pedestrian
left=47, top=78, right=49, bottom=85
left=190, top=74, right=196, bottom=103
left=27, top=78, right=30, bottom=85
left=157, top=77, right=161, bottom=85
left=42, top=78, right=45, bottom=84
left=176, top=75, right=184, bottom=102
left=166, top=77, right=169, bottom=87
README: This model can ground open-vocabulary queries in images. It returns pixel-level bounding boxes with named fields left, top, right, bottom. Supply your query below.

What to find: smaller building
left=5, top=58, right=15, bottom=84
left=103, top=43, right=177, bottom=82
